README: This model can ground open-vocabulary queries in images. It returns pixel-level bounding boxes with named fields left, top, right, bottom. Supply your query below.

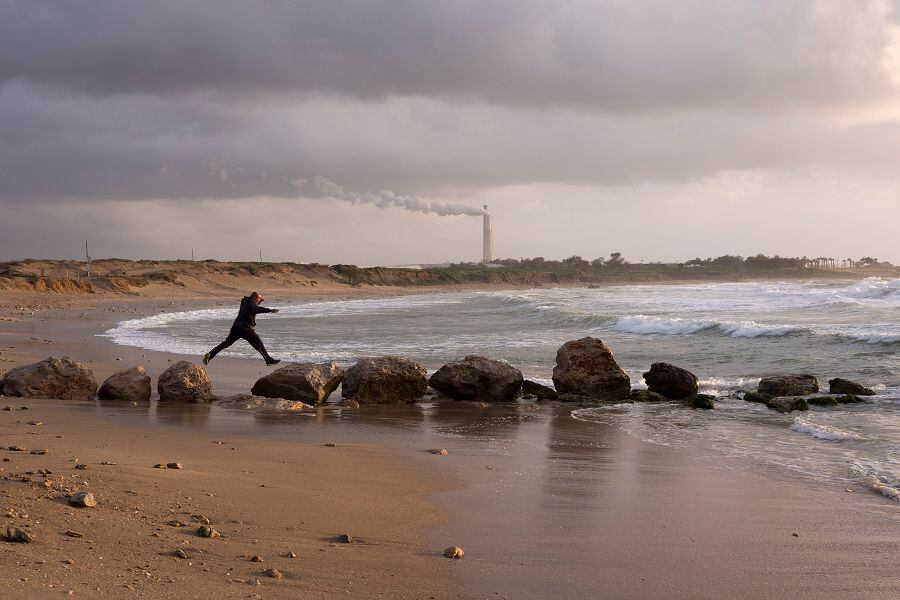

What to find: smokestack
left=482, top=205, right=493, bottom=264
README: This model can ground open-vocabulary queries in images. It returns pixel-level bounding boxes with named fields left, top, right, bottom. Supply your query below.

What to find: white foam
left=717, top=321, right=798, bottom=338
left=791, top=417, right=862, bottom=441
left=613, top=315, right=714, bottom=335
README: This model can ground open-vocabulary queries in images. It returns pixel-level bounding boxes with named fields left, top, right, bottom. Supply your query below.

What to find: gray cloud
left=2, top=1, right=897, bottom=111
left=1, top=1, right=900, bottom=262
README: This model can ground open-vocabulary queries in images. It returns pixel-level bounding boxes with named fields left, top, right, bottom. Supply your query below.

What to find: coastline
left=2, top=279, right=899, bottom=599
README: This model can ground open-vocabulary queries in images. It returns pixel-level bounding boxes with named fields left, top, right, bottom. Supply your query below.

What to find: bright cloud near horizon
left=1, top=0, right=899, bottom=265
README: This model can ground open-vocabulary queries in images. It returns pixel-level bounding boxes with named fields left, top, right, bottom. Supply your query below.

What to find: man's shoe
left=202, top=353, right=211, bottom=365
left=265, top=358, right=281, bottom=366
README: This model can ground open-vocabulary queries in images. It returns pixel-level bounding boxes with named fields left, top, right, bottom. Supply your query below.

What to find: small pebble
left=29, top=448, right=49, bottom=455
left=173, top=549, right=190, bottom=559
left=69, top=491, right=97, bottom=508
left=250, top=555, right=264, bottom=563
left=430, top=449, right=449, bottom=456
left=444, top=546, right=464, bottom=559
left=337, top=534, right=353, bottom=544
left=197, top=525, right=220, bottom=538
left=65, top=531, right=84, bottom=538
left=166, top=462, right=183, bottom=470
left=264, top=568, right=284, bottom=579
left=5, top=526, right=34, bottom=543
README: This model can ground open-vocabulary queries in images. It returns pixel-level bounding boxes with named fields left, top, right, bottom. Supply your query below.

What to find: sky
left=1, top=0, right=899, bottom=265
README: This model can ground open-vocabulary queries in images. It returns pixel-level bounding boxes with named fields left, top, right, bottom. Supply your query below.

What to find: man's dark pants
left=208, top=326, right=272, bottom=360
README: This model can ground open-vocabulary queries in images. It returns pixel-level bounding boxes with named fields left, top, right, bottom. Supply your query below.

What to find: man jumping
left=203, top=291, right=281, bottom=365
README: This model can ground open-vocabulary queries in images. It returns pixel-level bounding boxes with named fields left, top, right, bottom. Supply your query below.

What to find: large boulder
left=552, top=337, right=630, bottom=402
left=157, top=361, right=213, bottom=403
left=98, top=366, right=151, bottom=402
left=0, top=357, right=97, bottom=401
left=341, top=356, right=427, bottom=404
left=522, top=380, right=559, bottom=400
left=642, top=362, right=699, bottom=399
left=758, top=374, right=818, bottom=397
left=217, top=394, right=308, bottom=411
left=828, top=378, right=875, bottom=396
left=251, top=362, right=344, bottom=404
left=428, top=355, right=523, bottom=402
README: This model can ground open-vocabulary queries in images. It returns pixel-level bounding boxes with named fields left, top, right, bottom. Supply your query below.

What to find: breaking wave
left=791, top=417, right=862, bottom=441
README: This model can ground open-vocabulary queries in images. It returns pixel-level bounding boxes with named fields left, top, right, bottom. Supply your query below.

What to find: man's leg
left=204, top=331, right=240, bottom=364
left=241, top=329, right=279, bottom=364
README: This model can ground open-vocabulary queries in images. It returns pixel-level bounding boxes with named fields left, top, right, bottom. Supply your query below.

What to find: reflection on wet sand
left=154, top=401, right=212, bottom=428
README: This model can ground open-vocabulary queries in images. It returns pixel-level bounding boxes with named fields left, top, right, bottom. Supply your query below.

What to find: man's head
left=250, top=291, right=264, bottom=303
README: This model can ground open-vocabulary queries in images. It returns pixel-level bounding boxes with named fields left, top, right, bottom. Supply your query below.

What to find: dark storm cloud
left=1, top=0, right=896, bottom=111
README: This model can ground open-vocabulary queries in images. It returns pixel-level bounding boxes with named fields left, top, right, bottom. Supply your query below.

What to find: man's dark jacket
left=231, top=296, right=275, bottom=330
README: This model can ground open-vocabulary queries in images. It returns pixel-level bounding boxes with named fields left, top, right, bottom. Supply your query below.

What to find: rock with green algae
left=765, top=396, right=809, bottom=413
left=743, top=391, right=773, bottom=403
left=684, top=394, right=715, bottom=409
left=808, top=396, right=839, bottom=406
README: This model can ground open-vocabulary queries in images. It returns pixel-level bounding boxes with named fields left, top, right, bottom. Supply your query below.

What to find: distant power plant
left=482, top=205, right=493, bottom=263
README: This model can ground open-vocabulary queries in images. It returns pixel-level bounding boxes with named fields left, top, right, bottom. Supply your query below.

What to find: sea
left=103, top=278, right=900, bottom=502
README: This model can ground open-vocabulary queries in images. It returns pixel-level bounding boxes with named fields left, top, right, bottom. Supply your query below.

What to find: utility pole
left=85, top=241, right=92, bottom=277
left=259, top=250, right=262, bottom=262
left=191, top=248, right=195, bottom=261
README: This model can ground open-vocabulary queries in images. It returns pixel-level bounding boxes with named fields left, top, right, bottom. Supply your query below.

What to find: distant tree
left=591, top=257, right=606, bottom=268
left=607, top=251, right=625, bottom=266
left=858, top=257, right=879, bottom=266
left=562, top=255, right=589, bottom=269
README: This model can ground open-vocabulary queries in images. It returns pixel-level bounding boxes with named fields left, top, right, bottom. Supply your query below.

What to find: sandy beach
left=1, top=281, right=899, bottom=600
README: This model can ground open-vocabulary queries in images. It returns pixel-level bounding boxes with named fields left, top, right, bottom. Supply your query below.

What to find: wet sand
left=1, top=290, right=899, bottom=599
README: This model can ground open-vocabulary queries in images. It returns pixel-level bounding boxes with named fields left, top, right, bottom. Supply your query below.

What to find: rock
left=167, top=520, right=185, bottom=527
left=338, top=398, right=360, bottom=408
left=341, top=356, right=428, bottom=404
left=522, top=380, right=559, bottom=400
left=0, top=357, right=97, bottom=401
left=337, top=534, right=353, bottom=543
left=287, top=551, right=298, bottom=559
left=173, top=549, right=190, bottom=559
left=743, top=391, right=773, bottom=403
left=197, top=525, right=220, bottom=538
left=166, top=462, right=183, bottom=470
left=828, top=378, right=876, bottom=396
left=250, top=555, right=264, bottom=562
left=74, top=464, right=88, bottom=470
left=765, top=396, right=809, bottom=413
left=430, top=449, right=449, bottom=456
left=29, top=448, right=48, bottom=455
left=642, top=362, right=699, bottom=399
left=444, top=546, right=464, bottom=559
left=264, top=568, right=284, bottom=579
left=629, top=389, right=667, bottom=402
left=324, top=442, right=337, bottom=447
left=251, top=362, right=344, bottom=404
left=758, top=374, right=819, bottom=397
left=157, top=361, right=213, bottom=403
left=97, top=366, right=151, bottom=402
left=808, top=396, right=839, bottom=406
left=684, top=394, right=715, bottom=409
left=69, top=491, right=96, bottom=507
left=65, top=531, right=84, bottom=538
left=5, top=526, right=34, bottom=543
left=836, top=394, right=864, bottom=404
left=428, top=355, right=523, bottom=402
left=8, top=445, right=26, bottom=452
left=551, top=337, right=630, bottom=402
left=217, top=394, right=308, bottom=411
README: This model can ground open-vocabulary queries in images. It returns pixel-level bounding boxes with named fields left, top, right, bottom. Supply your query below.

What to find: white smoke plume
left=312, top=176, right=486, bottom=216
